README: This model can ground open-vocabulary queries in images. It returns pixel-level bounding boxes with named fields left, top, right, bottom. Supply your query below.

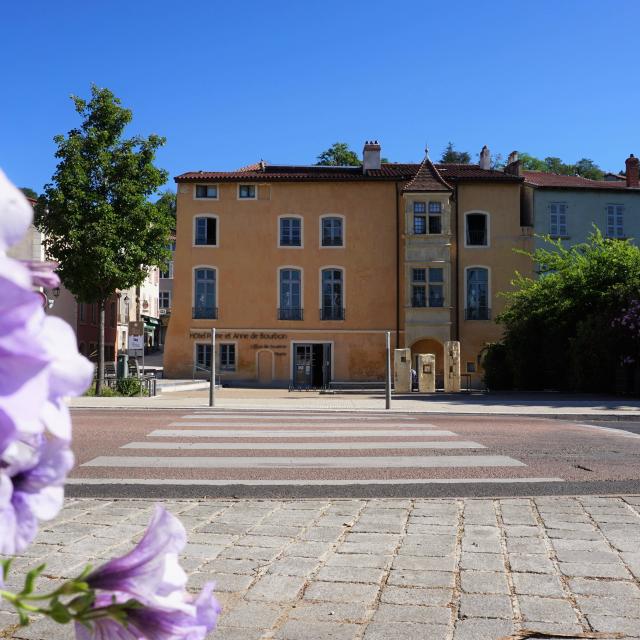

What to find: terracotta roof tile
left=403, top=156, right=452, bottom=193
left=524, top=171, right=639, bottom=190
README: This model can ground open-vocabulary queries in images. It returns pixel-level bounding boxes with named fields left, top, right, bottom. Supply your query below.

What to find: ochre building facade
left=164, top=143, right=533, bottom=388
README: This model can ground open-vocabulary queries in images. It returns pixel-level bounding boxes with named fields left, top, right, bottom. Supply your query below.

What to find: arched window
left=279, top=269, right=303, bottom=320
left=321, top=216, right=343, bottom=247
left=193, top=268, right=217, bottom=319
left=321, top=268, right=344, bottom=320
left=465, top=267, right=490, bottom=320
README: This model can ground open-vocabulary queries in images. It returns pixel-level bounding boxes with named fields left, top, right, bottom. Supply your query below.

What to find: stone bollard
left=393, top=348, right=412, bottom=393
left=444, top=341, right=461, bottom=392
left=417, top=353, right=436, bottom=393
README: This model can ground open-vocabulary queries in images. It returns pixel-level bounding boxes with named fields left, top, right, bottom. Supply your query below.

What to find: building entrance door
left=293, top=343, right=331, bottom=388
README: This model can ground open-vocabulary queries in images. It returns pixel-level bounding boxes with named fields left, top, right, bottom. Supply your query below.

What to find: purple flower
left=0, top=169, right=93, bottom=554
left=79, top=506, right=220, bottom=639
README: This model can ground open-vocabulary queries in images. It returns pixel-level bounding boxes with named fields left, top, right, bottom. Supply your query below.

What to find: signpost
left=385, top=331, right=391, bottom=410
left=128, top=321, right=145, bottom=373
left=209, top=328, right=216, bottom=407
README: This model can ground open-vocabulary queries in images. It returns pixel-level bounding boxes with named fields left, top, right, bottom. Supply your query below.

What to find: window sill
left=549, top=235, right=570, bottom=240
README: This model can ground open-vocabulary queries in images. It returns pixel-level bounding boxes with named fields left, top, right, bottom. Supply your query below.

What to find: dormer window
left=195, top=185, right=217, bottom=199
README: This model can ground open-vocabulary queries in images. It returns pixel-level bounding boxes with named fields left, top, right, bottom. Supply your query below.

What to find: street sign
left=128, top=334, right=145, bottom=350
left=128, top=321, right=144, bottom=336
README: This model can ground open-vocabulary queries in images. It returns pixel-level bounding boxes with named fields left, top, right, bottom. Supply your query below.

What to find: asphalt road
left=66, top=409, right=640, bottom=499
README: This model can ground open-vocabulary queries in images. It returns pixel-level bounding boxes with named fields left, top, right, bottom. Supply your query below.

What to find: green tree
left=20, top=187, right=38, bottom=199
left=440, top=142, right=471, bottom=164
left=518, top=152, right=605, bottom=180
left=155, top=189, right=176, bottom=220
left=315, top=142, right=362, bottom=166
left=35, top=85, right=172, bottom=393
left=574, top=158, right=605, bottom=180
left=483, top=230, right=640, bottom=392
left=518, top=152, right=548, bottom=172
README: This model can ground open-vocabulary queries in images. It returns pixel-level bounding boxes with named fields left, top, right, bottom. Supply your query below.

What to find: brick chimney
left=504, top=150, right=521, bottom=176
left=363, top=140, right=381, bottom=172
left=479, top=145, right=491, bottom=170
left=626, top=154, right=639, bottom=187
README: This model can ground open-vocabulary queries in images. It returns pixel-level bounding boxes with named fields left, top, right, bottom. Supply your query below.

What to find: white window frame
left=160, top=260, right=174, bottom=279
left=194, top=342, right=213, bottom=370
left=192, top=265, right=218, bottom=315
left=192, top=214, right=219, bottom=248
left=464, top=265, right=491, bottom=320
left=237, top=184, right=257, bottom=200
left=409, top=264, right=446, bottom=308
left=277, top=215, right=304, bottom=249
left=193, top=184, right=219, bottom=200
left=218, top=342, right=237, bottom=372
left=464, top=211, right=490, bottom=248
left=549, top=202, right=568, bottom=237
left=319, top=214, right=345, bottom=248
left=277, top=266, right=304, bottom=317
left=319, top=266, right=346, bottom=320
left=159, top=291, right=171, bottom=310
left=606, top=203, right=625, bottom=238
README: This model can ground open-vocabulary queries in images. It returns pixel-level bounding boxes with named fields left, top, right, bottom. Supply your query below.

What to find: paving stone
left=506, top=538, right=548, bottom=554
left=326, top=553, right=391, bottom=569
left=202, top=572, right=254, bottom=593
left=586, top=614, right=640, bottom=637
left=393, top=554, right=456, bottom=571
left=518, top=595, right=579, bottom=624
left=363, top=622, right=448, bottom=639
left=569, top=578, right=640, bottom=598
left=458, top=593, right=512, bottom=618
left=460, top=570, right=509, bottom=594
left=10, top=614, right=72, bottom=639
left=575, top=594, right=640, bottom=618
left=555, top=549, right=622, bottom=564
left=205, top=557, right=263, bottom=575
left=508, top=553, right=555, bottom=574
left=546, top=528, right=601, bottom=540
left=275, top=619, right=361, bottom=639
left=518, top=621, right=584, bottom=635
left=316, top=566, right=385, bottom=584
left=249, top=524, right=304, bottom=537
left=286, top=601, right=369, bottom=623
left=621, top=552, right=640, bottom=580
left=236, top=535, right=292, bottom=548
left=246, top=574, right=306, bottom=601
left=267, top=557, right=320, bottom=577
left=559, top=561, right=631, bottom=578
left=304, top=581, right=379, bottom=604
left=219, top=546, right=281, bottom=562
left=461, top=538, right=502, bottom=554
left=459, top=552, right=504, bottom=571
left=550, top=538, right=611, bottom=551
left=220, top=600, right=285, bottom=628
left=300, top=527, right=345, bottom=541
left=373, top=603, right=451, bottom=625
left=512, top=572, right=565, bottom=597
left=387, top=569, right=454, bottom=589
left=380, top=586, right=453, bottom=607
left=503, top=525, right=542, bottom=537
left=453, top=618, right=514, bottom=640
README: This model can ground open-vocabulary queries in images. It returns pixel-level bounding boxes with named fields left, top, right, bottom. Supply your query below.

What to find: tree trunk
left=95, top=300, right=106, bottom=394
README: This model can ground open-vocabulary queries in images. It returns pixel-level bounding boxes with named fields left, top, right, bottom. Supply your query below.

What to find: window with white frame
left=159, top=291, right=171, bottom=310
left=606, top=204, right=624, bottom=238
left=321, top=269, right=344, bottom=320
left=321, top=217, right=343, bottom=247
left=160, top=261, right=174, bottom=279
left=466, top=213, right=488, bottom=246
left=280, top=217, right=301, bottom=247
left=195, top=184, right=218, bottom=199
left=196, top=343, right=212, bottom=370
left=428, top=202, right=442, bottom=234
left=549, top=203, right=568, bottom=237
left=411, top=268, right=444, bottom=308
left=466, top=267, right=490, bottom=320
left=279, top=269, right=302, bottom=320
left=194, top=217, right=217, bottom=245
left=219, top=343, right=236, bottom=371
left=193, top=268, right=216, bottom=319
left=238, top=184, right=256, bottom=199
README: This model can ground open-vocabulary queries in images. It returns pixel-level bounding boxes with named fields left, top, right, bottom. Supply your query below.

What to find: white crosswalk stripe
left=78, top=411, right=564, bottom=485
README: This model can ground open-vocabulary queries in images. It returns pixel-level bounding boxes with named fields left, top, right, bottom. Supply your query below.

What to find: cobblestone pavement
left=2, top=496, right=640, bottom=639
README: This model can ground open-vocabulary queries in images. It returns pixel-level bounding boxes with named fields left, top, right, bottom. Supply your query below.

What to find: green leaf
left=20, top=564, right=46, bottom=596
left=49, top=599, right=72, bottom=624
left=1, top=558, right=13, bottom=582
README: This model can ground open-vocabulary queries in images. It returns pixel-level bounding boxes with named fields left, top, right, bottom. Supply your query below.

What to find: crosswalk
left=73, top=410, right=564, bottom=487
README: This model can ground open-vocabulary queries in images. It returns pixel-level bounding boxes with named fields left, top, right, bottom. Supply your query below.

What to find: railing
left=278, top=308, right=303, bottom=320
left=412, top=298, right=445, bottom=308
left=466, top=230, right=487, bottom=246
left=465, top=306, right=491, bottom=320
left=192, top=306, right=218, bottom=319
left=320, top=307, right=345, bottom=321
left=192, top=362, right=222, bottom=386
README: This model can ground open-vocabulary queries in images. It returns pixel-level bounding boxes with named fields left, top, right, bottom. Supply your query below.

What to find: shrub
left=116, top=377, right=143, bottom=396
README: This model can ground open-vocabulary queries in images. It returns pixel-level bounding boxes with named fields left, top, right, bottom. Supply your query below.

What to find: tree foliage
left=440, top=142, right=471, bottom=164
left=315, top=142, right=362, bottom=166
left=483, top=231, right=640, bottom=393
left=518, top=153, right=605, bottom=180
left=155, top=189, right=177, bottom=221
left=20, top=187, right=38, bottom=199
left=35, top=85, right=172, bottom=391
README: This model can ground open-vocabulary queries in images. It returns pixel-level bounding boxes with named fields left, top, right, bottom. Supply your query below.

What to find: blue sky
left=3, top=1, right=639, bottom=193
